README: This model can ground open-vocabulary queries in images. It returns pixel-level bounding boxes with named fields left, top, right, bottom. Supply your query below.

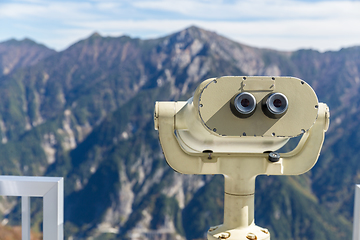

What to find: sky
left=1, top=0, right=360, bottom=52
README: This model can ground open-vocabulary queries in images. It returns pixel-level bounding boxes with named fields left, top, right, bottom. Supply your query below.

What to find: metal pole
left=43, top=177, right=64, bottom=240
left=223, top=177, right=255, bottom=230
left=21, top=196, right=30, bottom=240
left=353, top=185, right=360, bottom=240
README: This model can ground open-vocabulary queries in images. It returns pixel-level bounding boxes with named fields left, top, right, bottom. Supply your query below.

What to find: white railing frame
left=0, top=176, right=64, bottom=240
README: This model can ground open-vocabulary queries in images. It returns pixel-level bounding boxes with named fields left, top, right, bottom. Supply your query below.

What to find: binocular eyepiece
left=231, top=92, right=257, bottom=118
left=263, top=92, right=288, bottom=118
left=231, top=92, right=289, bottom=119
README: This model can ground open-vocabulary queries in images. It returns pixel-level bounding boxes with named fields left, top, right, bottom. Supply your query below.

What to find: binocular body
left=156, top=76, right=321, bottom=154
left=154, top=76, right=330, bottom=240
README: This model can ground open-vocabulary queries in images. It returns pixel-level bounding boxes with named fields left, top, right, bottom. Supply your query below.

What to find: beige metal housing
left=156, top=76, right=319, bottom=153
left=154, top=76, right=329, bottom=240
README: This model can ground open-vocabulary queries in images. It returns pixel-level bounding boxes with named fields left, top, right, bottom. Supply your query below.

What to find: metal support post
left=21, top=196, right=30, bottom=240
left=353, top=185, right=360, bottom=240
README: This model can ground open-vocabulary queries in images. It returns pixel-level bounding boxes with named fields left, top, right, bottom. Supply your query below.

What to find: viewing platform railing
left=0, top=176, right=63, bottom=240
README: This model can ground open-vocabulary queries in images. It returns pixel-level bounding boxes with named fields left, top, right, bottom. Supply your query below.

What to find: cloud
left=133, top=0, right=360, bottom=20
left=0, top=0, right=359, bottom=51
left=0, top=1, right=98, bottom=20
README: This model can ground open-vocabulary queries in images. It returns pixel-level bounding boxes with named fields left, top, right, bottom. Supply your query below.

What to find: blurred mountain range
left=0, top=26, right=359, bottom=239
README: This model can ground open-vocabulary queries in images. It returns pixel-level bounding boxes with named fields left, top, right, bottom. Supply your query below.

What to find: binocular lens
left=264, top=93, right=288, bottom=118
left=241, top=98, right=250, bottom=107
left=232, top=92, right=256, bottom=118
left=273, top=99, right=282, bottom=108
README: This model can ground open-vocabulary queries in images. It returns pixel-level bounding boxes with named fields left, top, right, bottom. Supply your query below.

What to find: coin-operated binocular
left=154, top=76, right=329, bottom=240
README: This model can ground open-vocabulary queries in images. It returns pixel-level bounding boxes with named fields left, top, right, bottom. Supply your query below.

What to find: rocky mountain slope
left=0, top=38, right=55, bottom=77
left=0, top=26, right=359, bottom=239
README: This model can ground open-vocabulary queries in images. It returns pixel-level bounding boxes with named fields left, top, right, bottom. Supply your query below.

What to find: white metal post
left=21, top=196, right=30, bottom=240
left=353, top=185, right=360, bottom=240
left=43, top=177, right=64, bottom=240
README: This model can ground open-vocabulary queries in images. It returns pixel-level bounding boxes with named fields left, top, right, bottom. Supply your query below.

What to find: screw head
left=217, top=232, right=231, bottom=239
left=246, top=233, right=257, bottom=240
left=268, top=151, right=280, bottom=162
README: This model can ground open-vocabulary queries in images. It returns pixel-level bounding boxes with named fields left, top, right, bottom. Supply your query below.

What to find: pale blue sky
left=1, top=0, right=360, bottom=52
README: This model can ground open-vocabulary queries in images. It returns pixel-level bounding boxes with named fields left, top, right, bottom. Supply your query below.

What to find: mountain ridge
left=0, top=38, right=55, bottom=77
